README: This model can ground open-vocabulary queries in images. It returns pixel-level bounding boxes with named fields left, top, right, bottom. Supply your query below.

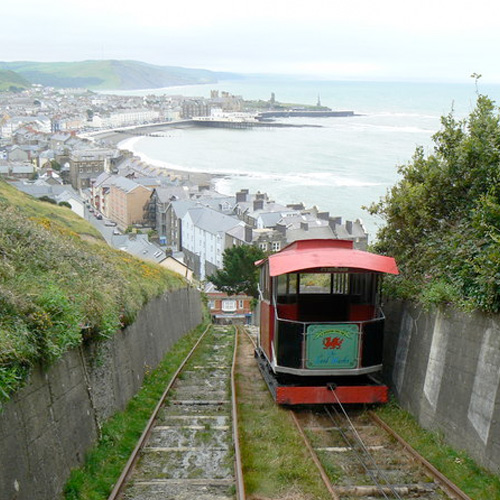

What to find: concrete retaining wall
left=383, top=300, right=500, bottom=473
left=0, top=286, right=203, bottom=500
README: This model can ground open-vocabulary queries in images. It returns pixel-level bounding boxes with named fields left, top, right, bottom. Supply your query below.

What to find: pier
left=191, top=118, right=322, bottom=129
left=258, top=110, right=356, bottom=118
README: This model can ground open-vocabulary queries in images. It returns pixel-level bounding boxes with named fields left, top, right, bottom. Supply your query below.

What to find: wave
left=360, top=111, right=439, bottom=119
left=231, top=170, right=383, bottom=187
left=122, top=138, right=385, bottom=188
left=215, top=169, right=384, bottom=188
left=361, top=123, right=434, bottom=134
left=329, top=121, right=434, bottom=134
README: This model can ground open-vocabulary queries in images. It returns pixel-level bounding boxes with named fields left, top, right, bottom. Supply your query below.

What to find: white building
left=90, top=109, right=160, bottom=129
left=180, top=206, right=247, bottom=280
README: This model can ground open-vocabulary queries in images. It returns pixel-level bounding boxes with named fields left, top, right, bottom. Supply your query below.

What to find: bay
left=117, top=79, right=500, bottom=238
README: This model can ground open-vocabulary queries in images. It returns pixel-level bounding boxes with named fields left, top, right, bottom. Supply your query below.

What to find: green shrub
left=419, top=279, right=462, bottom=310
left=369, top=92, right=500, bottom=313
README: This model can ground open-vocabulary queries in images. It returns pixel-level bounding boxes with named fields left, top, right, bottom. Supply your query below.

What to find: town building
left=113, top=233, right=166, bottom=264
left=69, top=148, right=119, bottom=191
left=89, top=109, right=160, bottom=129
left=162, top=255, right=194, bottom=283
left=147, top=186, right=191, bottom=243
left=205, top=282, right=252, bottom=325
left=180, top=205, right=250, bottom=280
left=107, top=177, right=152, bottom=230
left=0, top=161, right=35, bottom=180
left=90, top=172, right=113, bottom=217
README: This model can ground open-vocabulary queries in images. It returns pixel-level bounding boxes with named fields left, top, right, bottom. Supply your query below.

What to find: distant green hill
left=0, top=60, right=239, bottom=90
left=0, top=69, right=30, bottom=92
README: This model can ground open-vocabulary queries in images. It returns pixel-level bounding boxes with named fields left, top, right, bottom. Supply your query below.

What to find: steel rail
left=232, top=326, right=246, bottom=500
left=107, top=324, right=212, bottom=500
left=290, top=410, right=341, bottom=500
left=241, top=325, right=257, bottom=350
left=369, top=412, right=474, bottom=500
left=246, top=326, right=339, bottom=498
left=245, top=321, right=336, bottom=498
left=324, top=402, right=402, bottom=500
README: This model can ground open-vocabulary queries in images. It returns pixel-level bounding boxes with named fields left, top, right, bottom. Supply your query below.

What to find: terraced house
left=107, top=177, right=152, bottom=231
left=180, top=205, right=250, bottom=280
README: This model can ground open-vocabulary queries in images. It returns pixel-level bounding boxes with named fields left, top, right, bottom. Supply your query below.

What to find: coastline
left=93, top=127, right=217, bottom=187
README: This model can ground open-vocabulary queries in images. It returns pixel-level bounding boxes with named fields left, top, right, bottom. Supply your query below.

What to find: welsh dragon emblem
left=322, top=337, right=344, bottom=350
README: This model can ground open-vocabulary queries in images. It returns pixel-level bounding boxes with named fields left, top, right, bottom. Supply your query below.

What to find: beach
left=92, top=126, right=217, bottom=187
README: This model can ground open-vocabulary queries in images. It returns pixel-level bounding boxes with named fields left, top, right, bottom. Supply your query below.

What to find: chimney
left=236, top=189, right=248, bottom=202
left=253, top=199, right=264, bottom=211
left=286, top=202, right=305, bottom=210
left=256, top=192, right=266, bottom=200
left=346, top=220, right=353, bottom=234
left=317, top=211, right=330, bottom=221
left=245, top=225, right=253, bottom=243
left=300, top=222, right=309, bottom=231
left=276, top=223, right=286, bottom=235
left=328, top=216, right=342, bottom=233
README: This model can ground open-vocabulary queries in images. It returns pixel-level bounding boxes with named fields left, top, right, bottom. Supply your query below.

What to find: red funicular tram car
left=255, top=239, right=398, bottom=405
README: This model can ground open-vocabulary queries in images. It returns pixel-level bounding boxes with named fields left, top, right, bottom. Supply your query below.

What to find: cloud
left=2, top=0, right=500, bottom=82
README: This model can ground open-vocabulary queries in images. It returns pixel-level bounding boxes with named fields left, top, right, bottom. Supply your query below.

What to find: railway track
left=291, top=403, right=473, bottom=500
left=108, top=325, right=245, bottom=500
left=240, top=325, right=472, bottom=500
left=107, top=323, right=472, bottom=500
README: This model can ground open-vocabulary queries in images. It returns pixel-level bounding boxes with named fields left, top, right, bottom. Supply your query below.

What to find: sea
left=114, top=79, right=500, bottom=239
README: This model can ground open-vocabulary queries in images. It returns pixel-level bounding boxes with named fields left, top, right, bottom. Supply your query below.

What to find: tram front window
left=298, top=273, right=331, bottom=294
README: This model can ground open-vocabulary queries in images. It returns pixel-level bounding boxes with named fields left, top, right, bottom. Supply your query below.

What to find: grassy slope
left=0, top=69, right=30, bottom=92
left=0, top=180, right=103, bottom=238
left=0, top=60, right=221, bottom=90
left=0, top=180, right=185, bottom=401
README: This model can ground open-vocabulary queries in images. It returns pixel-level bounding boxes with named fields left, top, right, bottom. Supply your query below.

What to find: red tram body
left=255, top=239, right=398, bottom=405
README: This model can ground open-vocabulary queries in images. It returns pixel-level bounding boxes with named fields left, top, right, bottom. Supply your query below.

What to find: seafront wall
left=383, top=300, right=500, bottom=472
left=0, top=286, right=203, bottom=500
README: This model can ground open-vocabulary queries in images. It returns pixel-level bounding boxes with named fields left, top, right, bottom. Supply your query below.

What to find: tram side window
left=276, top=274, right=298, bottom=304
left=260, top=264, right=270, bottom=300
left=288, top=273, right=297, bottom=296
left=349, top=273, right=379, bottom=304
left=277, top=274, right=288, bottom=296
left=331, top=273, right=350, bottom=294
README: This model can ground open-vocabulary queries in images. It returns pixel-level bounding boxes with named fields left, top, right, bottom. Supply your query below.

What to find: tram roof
left=256, top=239, right=399, bottom=276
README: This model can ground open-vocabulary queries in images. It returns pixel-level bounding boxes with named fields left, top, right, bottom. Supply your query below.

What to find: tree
left=208, top=245, right=266, bottom=298
left=50, top=159, right=62, bottom=171
left=368, top=92, right=500, bottom=312
left=38, top=195, right=57, bottom=205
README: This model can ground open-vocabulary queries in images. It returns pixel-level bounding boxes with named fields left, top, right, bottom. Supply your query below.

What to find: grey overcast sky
left=3, top=0, right=500, bottom=82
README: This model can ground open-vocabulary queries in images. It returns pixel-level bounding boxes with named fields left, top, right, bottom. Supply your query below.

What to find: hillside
left=0, top=60, right=238, bottom=90
left=0, top=69, right=30, bottom=92
left=0, top=180, right=184, bottom=401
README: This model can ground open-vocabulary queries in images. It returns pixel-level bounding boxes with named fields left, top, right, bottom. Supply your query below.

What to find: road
left=83, top=206, right=121, bottom=246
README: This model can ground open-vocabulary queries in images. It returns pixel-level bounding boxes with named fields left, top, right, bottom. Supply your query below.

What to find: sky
left=3, top=0, right=500, bottom=83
